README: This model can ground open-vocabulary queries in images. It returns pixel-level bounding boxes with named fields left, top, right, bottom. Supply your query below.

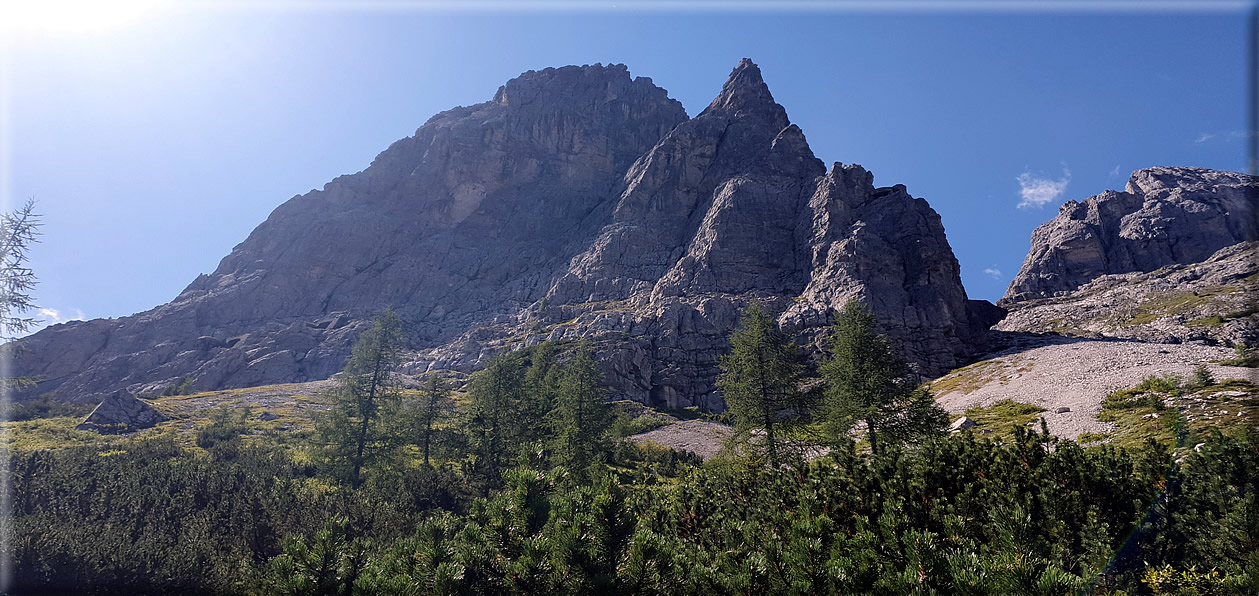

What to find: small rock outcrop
left=1001, top=167, right=1257, bottom=305
left=948, top=417, right=976, bottom=432
left=9, top=59, right=992, bottom=411
left=76, top=391, right=169, bottom=434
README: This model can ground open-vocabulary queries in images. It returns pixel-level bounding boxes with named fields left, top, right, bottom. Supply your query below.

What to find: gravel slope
left=628, top=420, right=733, bottom=460
left=932, top=334, right=1253, bottom=440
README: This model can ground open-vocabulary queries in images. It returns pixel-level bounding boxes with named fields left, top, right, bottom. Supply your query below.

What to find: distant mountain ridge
left=12, top=59, right=991, bottom=409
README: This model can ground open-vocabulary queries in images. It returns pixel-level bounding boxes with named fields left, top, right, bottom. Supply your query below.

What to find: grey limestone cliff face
left=412, top=60, right=986, bottom=409
left=10, top=59, right=989, bottom=410
left=1001, top=167, right=1257, bottom=305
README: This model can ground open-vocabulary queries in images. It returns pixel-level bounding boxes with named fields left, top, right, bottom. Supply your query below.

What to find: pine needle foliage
left=716, top=301, right=810, bottom=467
left=820, top=301, right=947, bottom=454
left=550, top=344, right=613, bottom=477
left=0, top=198, right=40, bottom=339
left=417, top=375, right=452, bottom=467
left=465, top=351, right=529, bottom=488
left=316, top=308, right=407, bottom=488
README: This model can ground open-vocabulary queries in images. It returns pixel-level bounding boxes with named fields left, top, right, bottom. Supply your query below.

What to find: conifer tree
left=551, top=344, right=613, bottom=474
left=417, top=375, right=451, bottom=466
left=820, top=301, right=947, bottom=454
left=716, top=301, right=808, bottom=466
left=466, top=351, right=527, bottom=485
left=1, top=198, right=40, bottom=340
left=522, top=342, right=561, bottom=445
left=316, top=309, right=406, bottom=487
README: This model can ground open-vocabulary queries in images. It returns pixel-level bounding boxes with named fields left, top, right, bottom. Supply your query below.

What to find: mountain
left=1001, top=166, right=1256, bottom=305
left=996, top=167, right=1258, bottom=346
left=10, top=59, right=990, bottom=410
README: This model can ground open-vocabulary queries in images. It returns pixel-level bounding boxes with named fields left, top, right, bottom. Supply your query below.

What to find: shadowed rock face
left=10, top=59, right=988, bottom=410
left=1001, top=167, right=1257, bottom=305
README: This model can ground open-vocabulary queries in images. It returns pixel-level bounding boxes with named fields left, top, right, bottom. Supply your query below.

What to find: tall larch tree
left=820, top=300, right=947, bottom=455
left=466, top=351, right=528, bottom=487
left=316, top=308, right=407, bottom=487
left=551, top=344, right=613, bottom=475
left=716, top=301, right=808, bottom=467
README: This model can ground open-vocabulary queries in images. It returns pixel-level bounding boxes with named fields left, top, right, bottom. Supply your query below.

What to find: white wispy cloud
left=1016, top=169, right=1070, bottom=209
left=1194, top=130, right=1256, bottom=144
left=1108, top=165, right=1122, bottom=177
left=983, top=267, right=1001, bottom=279
left=37, top=307, right=85, bottom=325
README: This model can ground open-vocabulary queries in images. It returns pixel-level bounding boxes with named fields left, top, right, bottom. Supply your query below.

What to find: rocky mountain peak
left=492, top=63, right=672, bottom=112
left=699, top=58, right=789, bottom=128
left=1124, top=165, right=1252, bottom=198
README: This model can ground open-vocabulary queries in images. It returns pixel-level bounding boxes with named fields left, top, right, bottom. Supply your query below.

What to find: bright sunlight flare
left=2, top=0, right=164, bottom=35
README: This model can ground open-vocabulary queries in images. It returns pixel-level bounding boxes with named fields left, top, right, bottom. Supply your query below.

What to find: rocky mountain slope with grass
left=931, top=333, right=1255, bottom=442
left=994, top=241, right=1258, bottom=346
left=940, top=167, right=1258, bottom=445
left=996, top=167, right=1257, bottom=346
left=9, top=59, right=991, bottom=410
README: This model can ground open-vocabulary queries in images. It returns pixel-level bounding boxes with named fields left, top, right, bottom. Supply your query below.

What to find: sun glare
left=2, top=0, right=165, bottom=36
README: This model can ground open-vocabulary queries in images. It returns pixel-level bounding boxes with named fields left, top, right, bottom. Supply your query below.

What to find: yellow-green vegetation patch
left=1076, top=431, right=1111, bottom=444
left=958, top=399, right=1046, bottom=440
left=1217, top=343, right=1259, bottom=368
left=1185, top=315, right=1225, bottom=327
left=1095, top=374, right=1259, bottom=451
left=1050, top=326, right=1092, bottom=336
left=1175, top=378, right=1259, bottom=436
left=1096, top=407, right=1179, bottom=449
left=1119, top=287, right=1237, bottom=327
left=930, top=358, right=1028, bottom=396
left=1, top=417, right=108, bottom=451
left=608, top=399, right=675, bottom=437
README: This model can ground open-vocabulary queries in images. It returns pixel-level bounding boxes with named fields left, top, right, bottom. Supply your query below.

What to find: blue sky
left=3, top=2, right=1252, bottom=332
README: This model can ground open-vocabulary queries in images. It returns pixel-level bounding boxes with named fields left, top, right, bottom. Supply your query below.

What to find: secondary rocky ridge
left=1001, top=166, right=1256, bottom=304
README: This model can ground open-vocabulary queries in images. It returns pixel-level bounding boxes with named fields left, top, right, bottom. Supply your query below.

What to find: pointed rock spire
left=700, top=58, right=789, bottom=126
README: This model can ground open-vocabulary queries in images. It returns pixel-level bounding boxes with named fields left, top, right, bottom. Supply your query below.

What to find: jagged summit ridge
left=10, top=60, right=988, bottom=410
left=492, top=63, right=676, bottom=111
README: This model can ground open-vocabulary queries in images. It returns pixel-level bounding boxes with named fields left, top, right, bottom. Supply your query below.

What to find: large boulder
left=76, top=391, right=169, bottom=434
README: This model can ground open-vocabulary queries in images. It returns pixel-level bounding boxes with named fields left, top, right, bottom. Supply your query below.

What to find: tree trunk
left=423, top=393, right=435, bottom=466
left=756, top=347, right=776, bottom=467
left=866, top=417, right=879, bottom=456
left=352, top=354, right=384, bottom=487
